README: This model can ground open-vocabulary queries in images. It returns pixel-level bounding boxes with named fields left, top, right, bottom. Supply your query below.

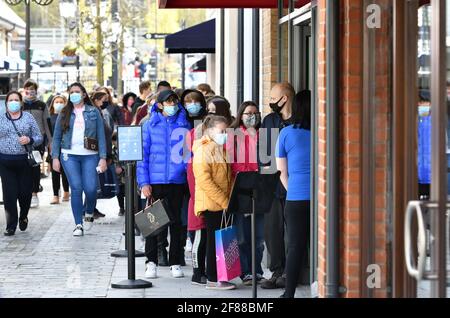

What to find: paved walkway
left=0, top=175, right=310, bottom=298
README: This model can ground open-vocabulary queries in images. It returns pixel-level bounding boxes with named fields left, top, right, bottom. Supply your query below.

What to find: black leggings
left=284, top=200, right=310, bottom=298
left=51, top=167, right=69, bottom=196
left=191, top=228, right=207, bottom=277
left=204, top=211, right=223, bottom=283
left=0, top=159, right=33, bottom=231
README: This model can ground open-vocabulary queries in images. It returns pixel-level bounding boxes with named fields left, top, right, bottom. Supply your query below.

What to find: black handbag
left=135, top=198, right=171, bottom=238
left=7, top=113, right=42, bottom=167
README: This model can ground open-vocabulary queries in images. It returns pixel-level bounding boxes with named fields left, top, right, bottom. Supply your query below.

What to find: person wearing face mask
left=51, top=83, right=107, bottom=237
left=259, top=82, right=295, bottom=290
left=22, top=79, right=53, bottom=209
left=95, top=86, right=123, bottom=129
left=120, top=92, right=137, bottom=126
left=48, top=95, right=70, bottom=205
left=91, top=92, right=115, bottom=133
left=0, top=91, right=43, bottom=236
left=229, top=101, right=264, bottom=286
left=192, top=115, right=235, bottom=290
left=181, top=89, right=208, bottom=285
left=137, top=89, right=191, bottom=279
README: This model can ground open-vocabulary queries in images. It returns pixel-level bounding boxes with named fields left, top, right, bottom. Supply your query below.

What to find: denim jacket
left=51, top=105, right=107, bottom=159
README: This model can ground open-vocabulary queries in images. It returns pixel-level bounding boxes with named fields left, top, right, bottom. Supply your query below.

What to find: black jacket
left=258, top=112, right=292, bottom=199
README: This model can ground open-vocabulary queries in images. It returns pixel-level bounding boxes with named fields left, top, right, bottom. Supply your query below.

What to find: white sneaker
left=30, top=195, right=39, bottom=208
left=73, top=224, right=84, bottom=237
left=171, top=265, right=184, bottom=278
left=145, top=262, right=157, bottom=279
left=185, top=238, right=192, bottom=252
left=83, top=214, right=94, bottom=231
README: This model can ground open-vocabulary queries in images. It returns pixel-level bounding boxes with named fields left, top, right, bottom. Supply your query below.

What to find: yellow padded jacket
left=192, top=136, right=232, bottom=216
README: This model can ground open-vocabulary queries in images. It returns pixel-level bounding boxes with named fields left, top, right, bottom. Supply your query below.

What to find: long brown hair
left=60, top=82, right=91, bottom=132
left=206, top=96, right=232, bottom=125
left=230, top=101, right=260, bottom=129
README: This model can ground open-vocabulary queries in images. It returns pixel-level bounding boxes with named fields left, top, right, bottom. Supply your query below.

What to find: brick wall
left=261, top=8, right=289, bottom=115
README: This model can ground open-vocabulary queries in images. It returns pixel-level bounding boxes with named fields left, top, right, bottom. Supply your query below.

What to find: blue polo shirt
left=275, top=125, right=311, bottom=201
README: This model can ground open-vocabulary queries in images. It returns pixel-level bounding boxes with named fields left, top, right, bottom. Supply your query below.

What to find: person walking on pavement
left=48, top=95, right=70, bottom=205
left=51, top=83, right=107, bottom=237
left=259, top=82, right=295, bottom=290
left=192, top=115, right=235, bottom=290
left=229, top=101, right=265, bottom=285
left=0, top=91, right=43, bottom=236
left=22, top=79, right=52, bottom=209
left=276, top=90, right=312, bottom=298
left=182, top=89, right=209, bottom=285
left=137, top=90, right=191, bottom=279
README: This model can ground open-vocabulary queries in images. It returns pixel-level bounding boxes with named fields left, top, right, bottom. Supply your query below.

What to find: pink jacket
left=230, top=125, right=259, bottom=178
left=186, top=127, right=206, bottom=231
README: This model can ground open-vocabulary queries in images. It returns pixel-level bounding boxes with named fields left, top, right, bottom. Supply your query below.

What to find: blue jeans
left=235, top=214, right=265, bottom=276
left=61, top=154, right=99, bottom=225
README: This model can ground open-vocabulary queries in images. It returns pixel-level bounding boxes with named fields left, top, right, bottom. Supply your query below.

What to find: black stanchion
left=111, top=162, right=152, bottom=289
left=110, top=162, right=144, bottom=258
left=228, top=171, right=280, bottom=299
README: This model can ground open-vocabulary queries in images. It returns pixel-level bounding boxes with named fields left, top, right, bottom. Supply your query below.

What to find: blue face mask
left=418, top=106, right=430, bottom=116
left=70, top=93, right=83, bottom=105
left=164, top=105, right=178, bottom=117
left=186, top=103, right=202, bottom=116
left=7, top=101, right=21, bottom=113
left=54, top=103, right=65, bottom=113
left=213, top=133, right=228, bottom=146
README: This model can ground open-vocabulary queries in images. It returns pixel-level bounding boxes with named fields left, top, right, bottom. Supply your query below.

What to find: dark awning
left=165, top=19, right=215, bottom=54
left=159, top=0, right=310, bottom=8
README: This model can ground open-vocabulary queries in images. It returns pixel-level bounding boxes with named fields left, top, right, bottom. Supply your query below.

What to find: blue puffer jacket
left=137, top=103, right=191, bottom=188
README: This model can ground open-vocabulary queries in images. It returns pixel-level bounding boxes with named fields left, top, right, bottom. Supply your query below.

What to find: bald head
left=269, top=82, right=295, bottom=117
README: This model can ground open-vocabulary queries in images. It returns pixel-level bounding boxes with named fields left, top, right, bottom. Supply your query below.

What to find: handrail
left=404, top=201, right=427, bottom=281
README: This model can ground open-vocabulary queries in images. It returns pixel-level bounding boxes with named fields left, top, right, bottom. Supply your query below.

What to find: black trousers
left=116, top=183, right=125, bottom=210
left=192, top=228, right=207, bottom=277
left=31, top=143, right=45, bottom=194
left=51, top=167, right=69, bottom=196
left=284, top=200, right=310, bottom=298
left=264, top=198, right=286, bottom=276
left=204, top=211, right=223, bottom=283
left=145, top=184, right=184, bottom=266
left=0, top=159, right=33, bottom=231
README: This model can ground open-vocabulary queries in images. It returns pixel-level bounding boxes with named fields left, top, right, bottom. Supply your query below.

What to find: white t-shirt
left=62, top=106, right=98, bottom=156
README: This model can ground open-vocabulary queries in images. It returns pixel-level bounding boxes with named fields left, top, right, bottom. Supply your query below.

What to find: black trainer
left=118, top=209, right=125, bottom=216
left=19, top=217, right=28, bottom=231
left=191, top=274, right=207, bottom=286
left=261, top=273, right=282, bottom=289
left=3, top=229, right=15, bottom=236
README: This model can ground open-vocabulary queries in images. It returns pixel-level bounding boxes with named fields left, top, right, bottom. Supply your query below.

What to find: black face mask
left=101, top=101, right=109, bottom=110
left=269, top=96, right=286, bottom=113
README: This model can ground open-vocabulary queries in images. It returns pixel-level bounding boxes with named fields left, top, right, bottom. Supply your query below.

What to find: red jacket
left=186, top=127, right=206, bottom=231
left=120, top=106, right=133, bottom=126
left=230, top=125, right=259, bottom=177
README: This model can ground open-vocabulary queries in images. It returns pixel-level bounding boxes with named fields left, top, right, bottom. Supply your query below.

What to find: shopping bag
left=215, top=212, right=241, bottom=282
left=97, top=164, right=119, bottom=199
left=135, top=198, right=171, bottom=238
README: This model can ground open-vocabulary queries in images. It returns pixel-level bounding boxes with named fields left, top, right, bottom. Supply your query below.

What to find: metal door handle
left=404, top=201, right=427, bottom=281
